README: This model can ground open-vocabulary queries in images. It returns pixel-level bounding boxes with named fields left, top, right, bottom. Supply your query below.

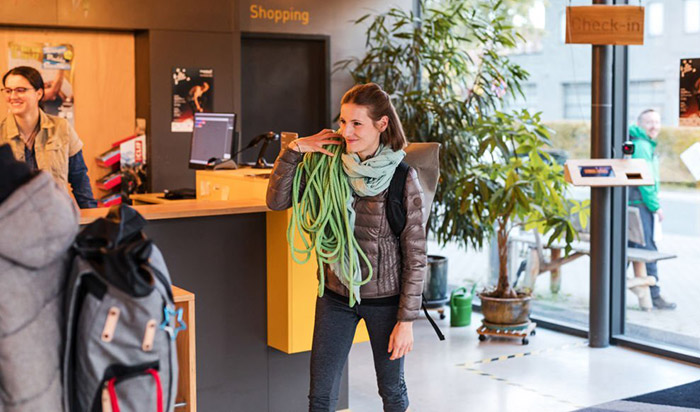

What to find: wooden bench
left=509, top=231, right=676, bottom=309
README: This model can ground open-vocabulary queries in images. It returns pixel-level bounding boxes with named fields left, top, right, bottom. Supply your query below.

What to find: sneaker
left=652, top=296, right=677, bottom=310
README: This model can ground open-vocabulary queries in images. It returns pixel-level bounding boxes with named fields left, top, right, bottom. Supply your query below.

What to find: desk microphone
left=229, top=131, right=280, bottom=168
left=236, top=131, right=279, bottom=168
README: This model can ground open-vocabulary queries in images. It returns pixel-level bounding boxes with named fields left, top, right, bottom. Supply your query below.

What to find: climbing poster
left=8, top=41, right=75, bottom=125
left=171, top=67, right=214, bottom=132
left=679, top=58, right=700, bottom=126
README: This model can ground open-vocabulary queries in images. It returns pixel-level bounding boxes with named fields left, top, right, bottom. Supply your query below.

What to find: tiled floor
left=348, top=311, right=700, bottom=412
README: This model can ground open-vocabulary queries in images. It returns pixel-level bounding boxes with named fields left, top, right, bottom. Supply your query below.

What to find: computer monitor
left=188, top=113, right=237, bottom=169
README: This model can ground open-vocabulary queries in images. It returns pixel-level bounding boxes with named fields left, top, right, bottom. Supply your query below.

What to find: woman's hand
left=388, top=321, right=414, bottom=360
left=288, top=129, right=341, bottom=156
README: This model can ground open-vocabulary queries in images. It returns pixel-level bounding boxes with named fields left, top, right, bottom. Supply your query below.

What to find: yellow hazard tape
left=463, top=367, right=586, bottom=409
left=458, top=340, right=588, bottom=369
left=458, top=341, right=589, bottom=409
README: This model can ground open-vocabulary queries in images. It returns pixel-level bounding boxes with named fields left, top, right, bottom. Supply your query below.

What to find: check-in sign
left=566, top=5, right=644, bottom=45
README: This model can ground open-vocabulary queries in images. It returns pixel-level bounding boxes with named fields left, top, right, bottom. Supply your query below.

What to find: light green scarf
left=330, top=144, right=405, bottom=303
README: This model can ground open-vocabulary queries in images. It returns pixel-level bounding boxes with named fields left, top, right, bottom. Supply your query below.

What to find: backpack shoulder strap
left=387, top=161, right=410, bottom=237
left=422, top=294, right=446, bottom=341
left=387, top=162, right=445, bottom=341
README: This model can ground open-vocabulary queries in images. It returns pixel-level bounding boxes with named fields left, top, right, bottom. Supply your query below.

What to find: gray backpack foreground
left=63, top=205, right=180, bottom=412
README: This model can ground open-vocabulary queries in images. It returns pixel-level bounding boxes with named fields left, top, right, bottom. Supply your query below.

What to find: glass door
left=621, top=0, right=700, bottom=355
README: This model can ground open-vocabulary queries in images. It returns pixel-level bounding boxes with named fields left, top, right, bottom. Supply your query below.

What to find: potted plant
left=337, top=0, right=584, bottom=325
left=459, top=110, right=582, bottom=324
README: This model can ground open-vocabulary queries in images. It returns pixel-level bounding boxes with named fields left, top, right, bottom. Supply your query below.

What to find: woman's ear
left=378, top=115, right=389, bottom=132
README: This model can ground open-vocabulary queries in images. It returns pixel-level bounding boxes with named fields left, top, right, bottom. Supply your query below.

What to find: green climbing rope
left=286, top=142, right=372, bottom=306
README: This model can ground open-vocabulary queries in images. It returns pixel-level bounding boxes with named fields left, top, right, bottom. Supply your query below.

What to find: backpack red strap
left=107, top=369, right=163, bottom=412
left=107, top=378, right=120, bottom=412
left=146, top=368, right=164, bottom=412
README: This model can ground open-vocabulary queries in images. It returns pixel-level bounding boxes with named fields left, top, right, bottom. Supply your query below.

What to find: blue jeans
left=628, top=204, right=660, bottom=298
left=309, top=290, right=409, bottom=412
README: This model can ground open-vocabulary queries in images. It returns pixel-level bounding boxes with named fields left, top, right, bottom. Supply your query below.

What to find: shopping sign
left=566, top=5, right=644, bottom=45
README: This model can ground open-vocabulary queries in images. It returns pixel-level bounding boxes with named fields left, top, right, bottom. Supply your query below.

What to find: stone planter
left=479, top=293, right=532, bottom=325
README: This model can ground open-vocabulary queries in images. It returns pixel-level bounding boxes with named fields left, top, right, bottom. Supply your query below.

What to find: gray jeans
left=628, top=203, right=660, bottom=298
left=309, top=290, right=409, bottom=412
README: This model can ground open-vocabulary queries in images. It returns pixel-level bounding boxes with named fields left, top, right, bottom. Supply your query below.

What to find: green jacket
left=629, top=125, right=660, bottom=212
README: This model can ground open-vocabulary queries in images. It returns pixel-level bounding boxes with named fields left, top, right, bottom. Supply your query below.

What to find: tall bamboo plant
left=337, top=0, right=586, bottom=298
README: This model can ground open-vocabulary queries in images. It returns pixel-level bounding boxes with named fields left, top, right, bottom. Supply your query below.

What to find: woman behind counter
left=0, top=66, right=96, bottom=208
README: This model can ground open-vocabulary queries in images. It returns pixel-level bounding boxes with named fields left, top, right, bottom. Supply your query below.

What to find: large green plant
left=463, top=111, right=586, bottom=298
left=337, top=0, right=582, bottom=298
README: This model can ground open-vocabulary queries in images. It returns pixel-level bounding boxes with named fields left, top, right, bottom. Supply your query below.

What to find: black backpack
left=386, top=161, right=445, bottom=341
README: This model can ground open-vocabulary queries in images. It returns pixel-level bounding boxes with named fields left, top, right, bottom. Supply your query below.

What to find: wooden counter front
left=80, top=198, right=269, bottom=224
left=172, top=286, right=196, bottom=412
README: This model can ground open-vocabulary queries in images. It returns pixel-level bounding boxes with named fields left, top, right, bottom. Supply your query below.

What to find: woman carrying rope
left=267, top=83, right=427, bottom=412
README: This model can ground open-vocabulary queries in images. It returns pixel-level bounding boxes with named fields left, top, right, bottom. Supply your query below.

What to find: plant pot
left=423, top=255, right=449, bottom=307
left=478, top=293, right=532, bottom=325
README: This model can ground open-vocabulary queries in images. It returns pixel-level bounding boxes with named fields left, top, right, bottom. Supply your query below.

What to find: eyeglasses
left=1, top=87, right=34, bottom=96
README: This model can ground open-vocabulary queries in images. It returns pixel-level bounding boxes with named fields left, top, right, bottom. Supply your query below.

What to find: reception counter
left=79, top=197, right=351, bottom=412
left=79, top=198, right=268, bottom=224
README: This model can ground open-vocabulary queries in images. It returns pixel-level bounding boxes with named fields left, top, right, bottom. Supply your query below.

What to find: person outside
left=628, top=109, right=676, bottom=310
left=0, top=66, right=96, bottom=208
left=266, top=83, right=427, bottom=412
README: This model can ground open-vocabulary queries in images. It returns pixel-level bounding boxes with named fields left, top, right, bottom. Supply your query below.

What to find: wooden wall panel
left=0, top=0, right=57, bottom=26
left=0, top=27, right=135, bottom=201
left=0, top=0, right=231, bottom=32
left=56, top=0, right=231, bottom=32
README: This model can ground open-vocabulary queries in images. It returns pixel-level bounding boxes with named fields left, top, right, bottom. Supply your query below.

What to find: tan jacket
left=0, top=110, right=83, bottom=190
left=267, top=148, right=428, bottom=321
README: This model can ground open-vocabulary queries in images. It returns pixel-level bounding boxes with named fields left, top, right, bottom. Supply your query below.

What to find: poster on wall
left=679, top=58, right=700, bottom=126
left=171, top=67, right=214, bottom=132
left=8, top=42, right=75, bottom=124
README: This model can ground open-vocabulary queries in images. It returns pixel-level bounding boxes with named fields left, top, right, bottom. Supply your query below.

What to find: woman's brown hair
left=341, top=83, right=407, bottom=151
left=3, top=66, right=45, bottom=110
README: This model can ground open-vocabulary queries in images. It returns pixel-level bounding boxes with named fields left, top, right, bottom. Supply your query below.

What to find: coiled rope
left=286, top=142, right=372, bottom=306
